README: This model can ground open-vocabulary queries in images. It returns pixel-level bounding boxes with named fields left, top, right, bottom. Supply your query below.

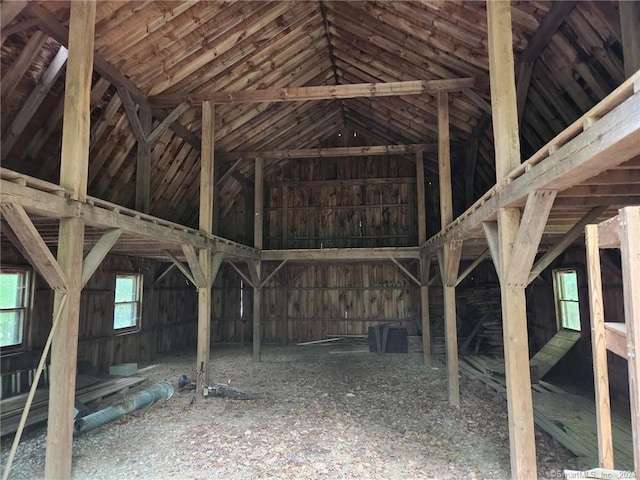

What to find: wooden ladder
left=585, top=206, right=640, bottom=475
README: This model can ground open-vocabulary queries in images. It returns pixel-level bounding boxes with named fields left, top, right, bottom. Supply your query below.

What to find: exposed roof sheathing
left=0, top=1, right=627, bottom=228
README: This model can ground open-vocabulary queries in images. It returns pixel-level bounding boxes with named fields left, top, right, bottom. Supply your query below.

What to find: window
left=553, top=269, right=581, bottom=331
left=0, top=268, right=30, bottom=348
left=114, top=274, right=142, bottom=331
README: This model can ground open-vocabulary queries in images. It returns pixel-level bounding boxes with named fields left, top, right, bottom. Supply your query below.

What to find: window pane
left=115, top=277, right=137, bottom=302
left=114, top=303, right=137, bottom=329
left=560, top=272, right=579, bottom=301
left=0, top=310, right=22, bottom=346
left=0, top=273, right=22, bottom=308
left=561, top=301, right=581, bottom=331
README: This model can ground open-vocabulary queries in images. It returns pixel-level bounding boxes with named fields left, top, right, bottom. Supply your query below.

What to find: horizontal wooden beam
left=150, top=78, right=479, bottom=106
left=221, top=143, right=437, bottom=161
left=261, top=247, right=420, bottom=261
left=1, top=175, right=259, bottom=260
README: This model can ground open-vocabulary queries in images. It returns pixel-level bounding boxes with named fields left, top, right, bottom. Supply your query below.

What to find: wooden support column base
left=196, top=249, right=212, bottom=394
left=420, top=285, right=431, bottom=367
left=443, top=285, right=459, bottom=407
left=252, top=261, right=262, bottom=362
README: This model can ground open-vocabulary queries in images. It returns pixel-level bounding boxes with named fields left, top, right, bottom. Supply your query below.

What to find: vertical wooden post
left=44, top=2, right=95, bottom=478
left=279, top=267, right=289, bottom=346
left=585, top=225, right=614, bottom=468
left=416, top=147, right=427, bottom=245
left=282, top=185, right=288, bottom=249
left=438, top=90, right=452, bottom=226
left=420, top=251, right=431, bottom=367
left=620, top=1, right=640, bottom=79
left=487, top=1, right=537, bottom=477
left=135, top=104, right=152, bottom=213
left=620, top=207, right=640, bottom=475
left=197, top=101, right=215, bottom=392
left=253, top=156, right=264, bottom=362
left=416, top=147, right=431, bottom=367
left=438, top=89, right=460, bottom=407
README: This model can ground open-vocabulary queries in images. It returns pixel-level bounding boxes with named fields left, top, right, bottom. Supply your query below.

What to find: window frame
left=113, top=273, right=143, bottom=334
left=0, top=266, right=32, bottom=351
left=552, top=267, right=581, bottom=332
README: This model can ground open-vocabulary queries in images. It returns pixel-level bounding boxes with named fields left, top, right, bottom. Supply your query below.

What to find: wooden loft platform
left=0, top=168, right=259, bottom=262
left=422, top=71, right=640, bottom=265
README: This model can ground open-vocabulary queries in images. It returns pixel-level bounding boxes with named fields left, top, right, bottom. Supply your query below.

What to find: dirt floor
left=2, top=345, right=577, bottom=479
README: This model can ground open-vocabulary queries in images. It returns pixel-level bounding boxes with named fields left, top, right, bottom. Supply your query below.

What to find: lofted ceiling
left=0, top=1, right=626, bottom=230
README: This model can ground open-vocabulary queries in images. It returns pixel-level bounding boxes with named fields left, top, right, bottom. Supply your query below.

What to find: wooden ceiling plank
left=1, top=45, right=68, bottom=161
left=98, top=1, right=197, bottom=61
left=209, top=28, right=329, bottom=95
left=26, top=77, right=111, bottom=162
left=519, top=1, right=577, bottom=64
left=1, top=30, right=48, bottom=101
left=330, top=2, right=487, bottom=74
left=92, top=129, right=137, bottom=199
left=87, top=108, right=129, bottom=185
left=328, top=10, right=460, bottom=80
left=171, top=7, right=320, bottom=96
left=24, top=2, right=200, bottom=155
left=90, top=93, right=123, bottom=149
left=335, top=66, right=475, bottom=136
left=147, top=2, right=294, bottom=96
left=215, top=64, right=332, bottom=143
left=223, top=101, right=329, bottom=153
left=129, top=2, right=260, bottom=87
left=331, top=46, right=477, bottom=131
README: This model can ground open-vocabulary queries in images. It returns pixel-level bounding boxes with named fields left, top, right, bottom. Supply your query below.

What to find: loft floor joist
left=0, top=168, right=259, bottom=261
left=423, top=72, right=640, bottom=262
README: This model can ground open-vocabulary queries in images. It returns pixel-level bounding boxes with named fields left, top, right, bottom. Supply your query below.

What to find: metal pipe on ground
left=74, top=381, right=173, bottom=436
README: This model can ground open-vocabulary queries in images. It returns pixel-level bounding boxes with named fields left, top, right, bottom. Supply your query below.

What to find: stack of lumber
left=459, top=356, right=634, bottom=470
left=0, top=375, right=146, bottom=436
left=458, top=287, right=503, bottom=354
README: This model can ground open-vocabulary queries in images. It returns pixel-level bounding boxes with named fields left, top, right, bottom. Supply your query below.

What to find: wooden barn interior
left=1, top=0, right=639, bottom=478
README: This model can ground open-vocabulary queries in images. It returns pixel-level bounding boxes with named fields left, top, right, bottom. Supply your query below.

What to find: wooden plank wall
left=0, top=244, right=197, bottom=391
left=262, top=155, right=421, bottom=249
left=263, top=263, right=418, bottom=343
